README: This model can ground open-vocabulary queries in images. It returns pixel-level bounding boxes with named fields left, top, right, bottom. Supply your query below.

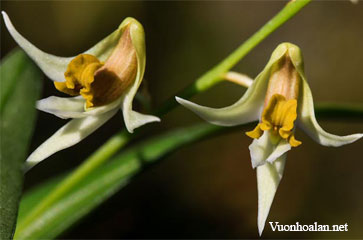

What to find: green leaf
left=0, top=49, right=43, bottom=239
left=15, top=123, right=223, bottom=239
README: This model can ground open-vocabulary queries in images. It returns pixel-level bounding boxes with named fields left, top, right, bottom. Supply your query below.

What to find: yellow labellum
left=246, top=94, right=301, bottom=147
left=54, top=26, right=137, bottom=108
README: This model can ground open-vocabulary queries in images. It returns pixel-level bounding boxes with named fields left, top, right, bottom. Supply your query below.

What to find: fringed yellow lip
left=246, top=94, right=301, bottom=147
left=55, top=26, right=137, bottom=108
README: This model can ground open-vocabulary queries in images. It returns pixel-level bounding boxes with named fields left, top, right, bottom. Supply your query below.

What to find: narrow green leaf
left=16, top=123, right=223, bottom=239
left=0, top=49, right=43, bottom=239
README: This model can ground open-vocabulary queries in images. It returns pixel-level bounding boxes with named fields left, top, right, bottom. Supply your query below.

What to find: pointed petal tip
left=23, top=161, right=35, bottom=173
left=175, top=96, right=197, bottom=110
left=124, top=112, right=160, bottom=134
left=258, top=222, right=264, bottom=236
left=2, top=11, right=14, bottom=34
left=353, top=133, right=363, bottom=140
left=25, top=155, right=41, bottom=172
left=126, top=127, right=134, bottom=134
left=298, top=80, right=363, bottom=148
left=176, top=96, right=193, bottom=109
left=175, top=96, right=185, bottom=104
left=25, top=110, right=117, bottom=170
left=256, top=157, right=286, bottom=239
left=336, top=133, right=363, bottom=146
left=2, top=11, right=10, bottom=25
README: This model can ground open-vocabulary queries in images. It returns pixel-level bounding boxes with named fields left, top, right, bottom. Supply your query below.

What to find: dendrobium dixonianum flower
left=176, top=43, right=362, bottom=235
left=2, top=12, right=160, bottom=169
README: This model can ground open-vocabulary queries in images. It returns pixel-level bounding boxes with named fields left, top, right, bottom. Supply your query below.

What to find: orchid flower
left=176, top=43, right=362, bottom=235
left=2, top=11, right=160, bottom=169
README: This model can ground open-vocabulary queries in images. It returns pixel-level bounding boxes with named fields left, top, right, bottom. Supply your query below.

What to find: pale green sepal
left=36, top=96, right=84, bottom=119
left=284, top=42, right=363, bottom=147
left=176, top=96, right=262, bottom=127
left=297, top=79, right=362, bottom=146
left=175, top=43, right=290, bottom=127
left=36, top=96, right=121, bottom=119
left=119, top=18, right=160, bottom=133
left=25, top=109, right=118, bottom=170
left=257, top=154, right=286, bottom=236
left=2, top=11, right=123, bottom=82
left=2, top=11, right=71, bottom=82
left=249, top=131, right=291, bottom=168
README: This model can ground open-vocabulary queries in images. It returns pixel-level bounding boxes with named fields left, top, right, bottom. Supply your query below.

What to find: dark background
left=1, top=1, right=363, bottom=239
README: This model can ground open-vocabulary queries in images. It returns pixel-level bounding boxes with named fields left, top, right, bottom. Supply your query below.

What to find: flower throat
left=246, top=54, right=302, bottom=147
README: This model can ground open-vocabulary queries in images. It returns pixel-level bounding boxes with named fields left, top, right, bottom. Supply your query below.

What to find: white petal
left=36, top=96, right=121, bottom=119
left=296, top=74, right=363, bottom=147
left=120, top=18, right=160, bottom=133
left=25, top=109, right=118, bottom=170
left=175, top=43, right=290, bottom=127
left=257, top=154, right=286, bottom=236
left=2, top=11, right=71, bottom=82
left=121, top=104, right=160, bottom=133
left=36, top=96, right=85, bottom=119
left=2, top=11, right=124, bottom=82
left=249, top=131, right=291, bottom=168
left=175, top=69, right=268, bottom=126
left=176, top=96, right=262, bottom=127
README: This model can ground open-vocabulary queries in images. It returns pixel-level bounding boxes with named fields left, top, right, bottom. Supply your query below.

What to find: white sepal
left=257, top=154, right=286, bottom=236
left=36, top=96, right=121, bottom=119
left=297, top=79, right=363, bottom=146
left=25, top=109, right=118, bottom=170
left=119, top=18, right=160, bottom=133
left=2, top=11, right=124, bottom=82
left=2, top=11, right=71, bottom=82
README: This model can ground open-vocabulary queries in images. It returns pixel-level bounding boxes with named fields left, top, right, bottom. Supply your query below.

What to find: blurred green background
left=1, top=1, right=363, bottom=239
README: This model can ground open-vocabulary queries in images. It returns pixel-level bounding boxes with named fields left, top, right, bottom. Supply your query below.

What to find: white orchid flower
left=176, top=42, right=362, bottom=236
left=2, top=11, right=160, bottom=169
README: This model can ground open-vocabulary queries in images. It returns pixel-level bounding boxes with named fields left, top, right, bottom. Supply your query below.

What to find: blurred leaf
left=16, top=123, right=222, bottom=239
left=0, top=49, right=43, bottom=239
left=314, top=102, right=363, bottom=119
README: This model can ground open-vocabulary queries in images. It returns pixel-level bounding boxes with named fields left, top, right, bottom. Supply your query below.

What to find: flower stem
left=17, top=0, right=311, bottom=232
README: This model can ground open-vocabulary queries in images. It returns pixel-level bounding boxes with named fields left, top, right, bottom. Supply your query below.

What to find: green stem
left=16, top=0, right=311, bottom=232
left=157, top=0, right=310, bottom=115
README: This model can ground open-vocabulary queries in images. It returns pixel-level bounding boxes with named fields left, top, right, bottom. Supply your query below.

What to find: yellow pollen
left=246, top=94, right=301, bottom=147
